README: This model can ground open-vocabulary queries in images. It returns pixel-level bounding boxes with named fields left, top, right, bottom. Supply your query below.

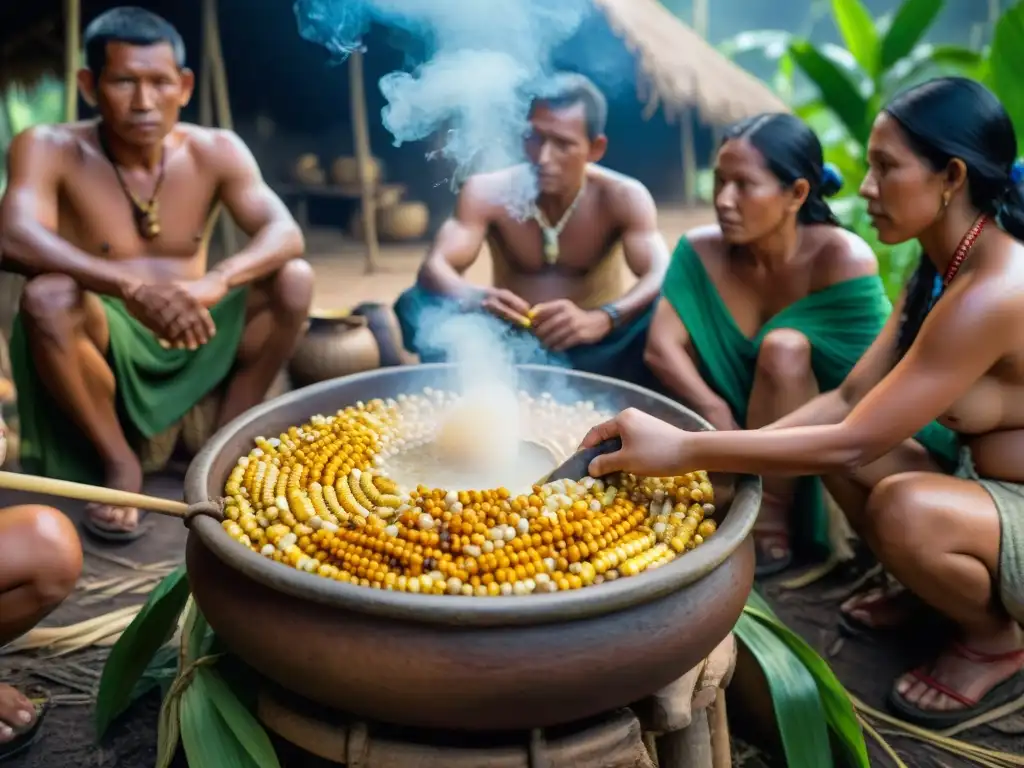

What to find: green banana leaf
left=988, top=1, right=1024, bottom=141
left=830, top=0, right=879, bottom=77
left=95, top=566, right=190, bottom=739
left=789, top=41, right=873, bottom=145
left=880, top=0, right=946, bottom=72
left=738, top=591, right=872, bottom=768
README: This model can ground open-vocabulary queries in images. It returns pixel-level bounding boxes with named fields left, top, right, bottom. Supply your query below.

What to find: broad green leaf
left=181, top=597, right=213, bottom=663
left=130, top=644, right=179, bottom=703
left=988, top=1, right=1024, bottom=141
left=734, top=610, right=833, bottom=768
left=830, top=0, right=880, bottom=77
left=744, top=592, right=871, bottom=768
left=717, top=30, right=793, bottom=60
left=886, top=44, right=984, bottom=98
left=180, top=669, right=260, bottom=768
left=95, top=566, right=190, bottom=739
left=789, top=40, right=873, bottom=144
left=880, top=0, right=945, bottom=72
left=155, top=685, right=181, bottom=768
left=204, top=668, right=281, bottom=767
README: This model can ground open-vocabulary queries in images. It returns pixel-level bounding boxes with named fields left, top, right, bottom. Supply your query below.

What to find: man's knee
left=755, top=328, right=812, bottom=382
left=268, top=258, right=315, bottom=317
left=12, top=505, right=82, bottom=607
left=20, top=274, right=82, bottom=332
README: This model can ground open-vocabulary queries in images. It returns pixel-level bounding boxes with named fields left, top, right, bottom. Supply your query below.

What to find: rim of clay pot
left=184, top=364, right=761, bottom=627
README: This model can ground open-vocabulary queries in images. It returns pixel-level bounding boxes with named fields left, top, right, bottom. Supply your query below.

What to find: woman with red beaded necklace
left=579, top=76, right=1024, bottom=728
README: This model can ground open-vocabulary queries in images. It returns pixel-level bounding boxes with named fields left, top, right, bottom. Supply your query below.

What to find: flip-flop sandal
left=753, top=525, right=792, bottom=578
left=887, top=643, right=1024, bottom=730
left=0, top=691, right=50, bottom=763
left=82, top=506, right=150, bottom=544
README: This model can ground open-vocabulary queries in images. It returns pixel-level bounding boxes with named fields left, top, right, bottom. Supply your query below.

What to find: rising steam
left=294, top=0, right=591, bottom=215
left=294, top=0, right=612, bottom=476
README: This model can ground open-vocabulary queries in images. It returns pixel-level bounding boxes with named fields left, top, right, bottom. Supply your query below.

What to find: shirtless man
left=0, top=7, right=312, bottom=540
left=393, top=72, right=670, bottom=385
left=0, top=417, right=83, bottom=758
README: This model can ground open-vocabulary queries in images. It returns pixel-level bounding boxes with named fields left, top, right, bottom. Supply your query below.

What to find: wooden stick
left=63, top=0, right=80, bottom=123
left=202, top=0, right=238, bottom=259
left=0, top=470, right=190, bottom=517
left=349, top=50, right=381, bottom=274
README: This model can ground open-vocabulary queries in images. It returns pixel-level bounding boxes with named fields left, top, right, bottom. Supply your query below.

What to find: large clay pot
left=349, top=200, right=429, bottom=242
left=331, top=155, right=381, bottom=188
left=183, top=365, right=760, bottom=732
left=287, top=304, right=405, bottom=387
left=379, top=201, right=430, bottom=241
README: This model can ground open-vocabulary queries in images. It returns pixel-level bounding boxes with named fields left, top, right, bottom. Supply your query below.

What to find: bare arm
left=607, top=181, right=670, bottom=322
left=417, top=177, right=491, bottom=299
left=0, top=127, right=136, bottom=296
left=765, top=290, right=905, bottom=430
left=205, top=131, right=304, bottom=287
left=680, top=281, right=1007, bottom=476
left=644, top=298, right=734, bottom=420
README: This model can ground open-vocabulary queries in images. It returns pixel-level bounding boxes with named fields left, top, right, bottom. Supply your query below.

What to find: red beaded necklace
left=943, top=213, right=989, bottom=286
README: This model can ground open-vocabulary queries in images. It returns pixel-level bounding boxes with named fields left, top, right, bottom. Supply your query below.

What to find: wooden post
left=349, top=51, right=380, bottom=273
left=681, top=109, right=696, bottom=205
left=63, top=0, right=81, bottom=122
left=202, top=0, right=237, bottom=259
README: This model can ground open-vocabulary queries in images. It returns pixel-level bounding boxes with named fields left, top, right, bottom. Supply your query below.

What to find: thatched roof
left=0, top=0, right=786, bottom=125
left=593, top=0, right=788, bottom=124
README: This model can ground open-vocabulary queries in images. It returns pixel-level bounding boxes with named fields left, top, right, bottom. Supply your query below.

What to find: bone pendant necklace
left=532, top=178, right=587, bottom=266
left=98, top=126, right=167, bottom=240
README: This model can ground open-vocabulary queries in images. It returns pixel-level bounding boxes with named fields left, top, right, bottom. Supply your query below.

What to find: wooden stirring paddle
left=535, top=437, right=622, bottom=486
left=0, top=471, right=223, bottom=523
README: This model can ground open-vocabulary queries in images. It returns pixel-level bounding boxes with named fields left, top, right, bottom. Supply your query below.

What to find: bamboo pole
left=202, top=0, right=237, bottom=260
left=679, top=0, right=708, bottom=207
left=681, top=110, right=696, bottom=205
left=0, top=470, right=192, bottom=517
left=349, top=51, right=380, bottom=274
left=63, top=0, right=80, bottom=122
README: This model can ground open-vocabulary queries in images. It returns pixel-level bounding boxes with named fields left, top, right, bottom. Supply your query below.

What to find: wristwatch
left=600, top=303, right=622, bottom=330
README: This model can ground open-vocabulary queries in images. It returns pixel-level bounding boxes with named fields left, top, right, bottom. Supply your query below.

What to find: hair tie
left=820, top=162, right=844, bottom=193
left=1011, top=159, right=1024, bottom=186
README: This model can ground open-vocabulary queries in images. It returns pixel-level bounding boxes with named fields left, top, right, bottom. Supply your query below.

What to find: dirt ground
left=2, top=207, right=1022, bottom=766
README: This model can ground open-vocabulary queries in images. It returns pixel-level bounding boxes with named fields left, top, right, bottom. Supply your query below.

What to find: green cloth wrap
left=661, top=237, right=959, bottom=556
left=955, top=446, right=1024, bottom=625
left=10, top=286, right=249, bottom=484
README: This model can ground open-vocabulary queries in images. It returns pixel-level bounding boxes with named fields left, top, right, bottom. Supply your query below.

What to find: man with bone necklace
left=0, top=7, right=312, bottom=541
left=394, top=73, right=670, bottom=388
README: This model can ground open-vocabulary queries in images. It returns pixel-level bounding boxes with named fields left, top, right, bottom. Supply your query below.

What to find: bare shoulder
left=8, top=121, right=87, bottom=163
left=682, top=224, right=726, bottom=263
left=808, top=225, right=879, bottom=285
left=452, top=167, right=527, bottom=221
left=180, top=124, right=258, bottom=174
left=590, top=165, right=655, bottom=215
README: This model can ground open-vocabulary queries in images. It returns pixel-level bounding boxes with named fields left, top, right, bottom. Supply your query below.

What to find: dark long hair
left=722, top=112, right=843, bottom=227
left=886, top=77, right=1024, bottom=360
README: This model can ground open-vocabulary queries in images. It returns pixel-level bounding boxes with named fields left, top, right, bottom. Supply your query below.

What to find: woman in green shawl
left=645, top=113, right=957, bottom=576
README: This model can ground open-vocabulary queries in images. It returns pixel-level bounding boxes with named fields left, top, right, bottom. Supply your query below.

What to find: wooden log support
left=641, top=632, right=738, bottom=768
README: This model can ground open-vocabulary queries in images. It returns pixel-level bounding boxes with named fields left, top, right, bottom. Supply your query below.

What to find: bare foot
left=893, top=626, right=1024, bottom=716
left=0, top=684, right=37, bottom=744
left=840, top=584, right=916, bottom=630
left=753, top=501, right=792, bottom=577
left=86, top=456, right=143, bottom=533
